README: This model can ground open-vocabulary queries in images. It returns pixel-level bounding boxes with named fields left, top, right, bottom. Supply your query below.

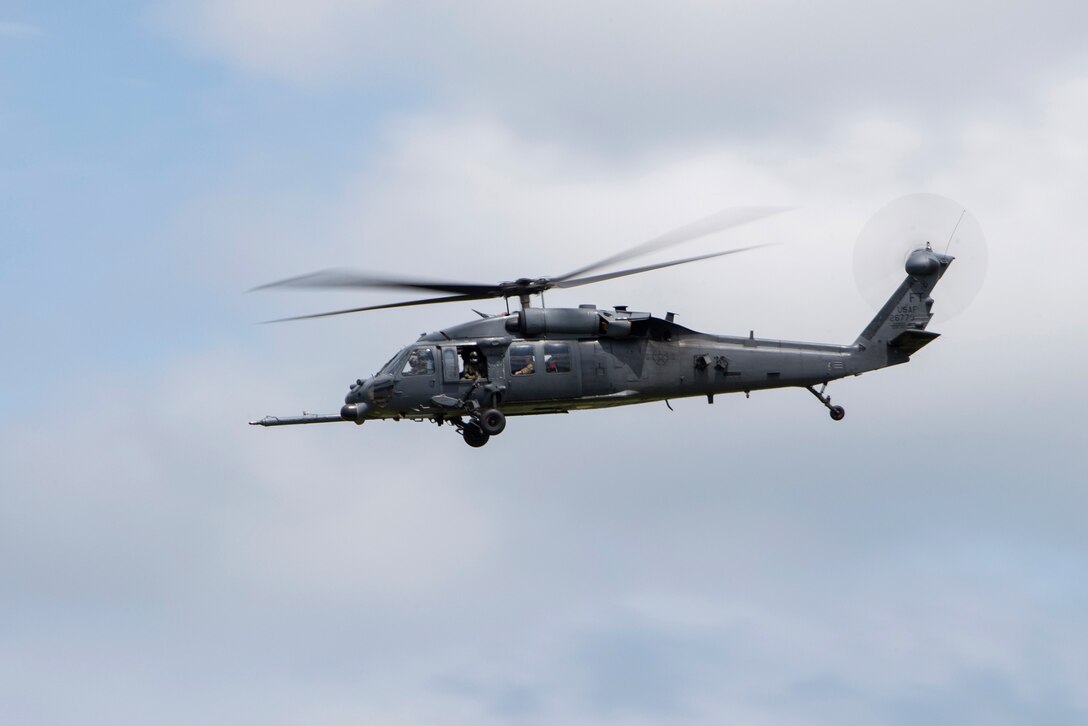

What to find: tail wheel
left=478, top=408, right=506, bottom=436
left=462, top=422, right=490, bottom=447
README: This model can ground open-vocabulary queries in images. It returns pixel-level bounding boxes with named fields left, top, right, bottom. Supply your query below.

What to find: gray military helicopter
left=251, top=200, right=979, bottom=447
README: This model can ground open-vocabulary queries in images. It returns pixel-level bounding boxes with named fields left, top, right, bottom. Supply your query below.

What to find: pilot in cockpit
left=404, top=349, right=434, bottom=376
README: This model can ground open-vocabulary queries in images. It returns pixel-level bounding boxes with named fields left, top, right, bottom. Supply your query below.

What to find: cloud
left=1, top=348, right=497, bottom=607
left=9, top=84, right=1088, bottom=722
left=153, top=1, right=1088, bottom=148
left=0, top=21, right=43, bottom=38
left=193, top=74, right=1087, bottom=350
left=7, top=6, right=1088, bottom=721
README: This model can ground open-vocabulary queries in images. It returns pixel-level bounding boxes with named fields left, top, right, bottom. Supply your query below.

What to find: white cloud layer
left=9, top=81, right=1088, bottom=722
left=155, top=0, right=1088, bottom=147
left=5, top=3, right=1088, bottom=724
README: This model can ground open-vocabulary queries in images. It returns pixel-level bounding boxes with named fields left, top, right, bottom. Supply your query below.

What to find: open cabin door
left=439, top=344, right=491, bottom=394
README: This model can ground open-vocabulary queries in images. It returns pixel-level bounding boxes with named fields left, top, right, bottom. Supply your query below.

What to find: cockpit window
left=510, top=344, right=535, bottom=376
left=544, top=343, right=571, bottom=373
left=379, top=349, right=408, bottom=375
left=401, top=348, right=435, bottom=376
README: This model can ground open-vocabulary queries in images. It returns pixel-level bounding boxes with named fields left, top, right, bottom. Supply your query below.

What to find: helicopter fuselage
left=349, top=308, right=869, bottom=422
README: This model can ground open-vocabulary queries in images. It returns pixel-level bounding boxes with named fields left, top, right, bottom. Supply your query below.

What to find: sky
left=2, top=2, right=1087, bottom=724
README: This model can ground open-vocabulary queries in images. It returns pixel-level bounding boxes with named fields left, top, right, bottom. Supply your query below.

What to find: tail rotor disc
left=853, top=193, right=987, bottom=321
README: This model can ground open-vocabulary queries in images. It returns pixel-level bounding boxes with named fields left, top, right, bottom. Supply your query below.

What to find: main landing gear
left=461, top=421, right=489, bottom=447
left=806, top=383, right=846, bottom=421
left=451, top=408, right=507, bottom=447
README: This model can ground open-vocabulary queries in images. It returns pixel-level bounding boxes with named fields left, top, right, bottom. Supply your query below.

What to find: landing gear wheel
left=478, top=408, right=506, bottom=436
left=807, top=384, right=846, bottom=421
left=462, top=422, right=490, bottom=447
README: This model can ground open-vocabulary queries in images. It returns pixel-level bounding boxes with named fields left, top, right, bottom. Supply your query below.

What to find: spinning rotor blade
left=853, top=193, right=987, bottom=321
left=262, top=292, right=490, bottom=323
left=556, top=245, right=769, bottom=289
left=250, top=269, right=495, bottom=297
left=557, top=205, right=792, bottom=281
left=253, top=205, right=789, bottom=321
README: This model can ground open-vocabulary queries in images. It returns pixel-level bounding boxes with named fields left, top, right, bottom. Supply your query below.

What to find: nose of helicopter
left=345, top=381, right=365, bottom=405
left=342, top=378, right=369, bottom=422
left=340, top=401, right=369, bottom=422
left=343, top=373, right=394, bottom=415
left=345, top=373, right=376, bottom=403
left=341, top=374, right=387, bottom=422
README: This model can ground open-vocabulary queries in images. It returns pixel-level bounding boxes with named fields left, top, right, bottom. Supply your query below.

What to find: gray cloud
left=4, top=331, right=1086, bottom=724
left=155, top=1, right=1088, bottom=149
left=5, top=4, right=1088, bottom=724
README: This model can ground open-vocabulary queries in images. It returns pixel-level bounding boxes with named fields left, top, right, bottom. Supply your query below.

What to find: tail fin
left=854, top=247, right=954, bottom=362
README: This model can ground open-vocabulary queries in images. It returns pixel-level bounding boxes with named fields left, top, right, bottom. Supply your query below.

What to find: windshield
left=378, top=347, right=411, bottom=375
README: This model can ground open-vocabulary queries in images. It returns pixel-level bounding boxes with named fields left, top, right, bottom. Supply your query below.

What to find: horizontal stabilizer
left=888, top=329, right=940, bottom=355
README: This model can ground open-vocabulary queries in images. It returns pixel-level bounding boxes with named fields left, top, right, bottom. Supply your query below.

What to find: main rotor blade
left=557, top=206, right=792, bottom=281
left=250, top=269, right=496, bottom=297
left=555, top=244, right=770, bottom=289
left=262, top=292, right=491, bottom=323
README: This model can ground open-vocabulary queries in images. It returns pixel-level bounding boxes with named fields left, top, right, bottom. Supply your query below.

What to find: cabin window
left=442, top=348, right=459, bottom=382
left=544, top=342, right=571, bottom=373
left=509, top=344, right=536, bottom=376
left=401, top=348, right=434, bottom=376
